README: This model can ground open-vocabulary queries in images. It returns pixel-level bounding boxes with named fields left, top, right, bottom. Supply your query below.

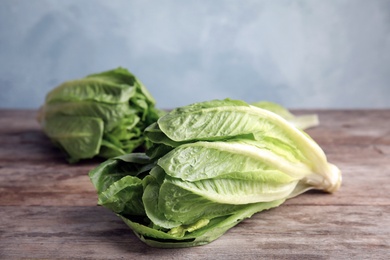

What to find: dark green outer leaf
left=120, top=199, right=284, bottom=248
left=87, top=67, right=156, bottom=106
left=89, top=154, right=153, bottom=194
left=43, top=116, right=104, bottom=162
left=41, top=101, right=132, bottom=132
left=98, top=175, right=145, bottom=216
left=45, top=78, right=136, bottom=104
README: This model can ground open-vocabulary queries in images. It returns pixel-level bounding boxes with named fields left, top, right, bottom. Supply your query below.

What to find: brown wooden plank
left=1, top=205, right=389, bottom=259
left=1, top=110, right=389, bottom=207
left=1, top=109, right=390, bottom=259
left=0, top=162, right=99, bottom=206
left=1, top=155, right=389, bottom=207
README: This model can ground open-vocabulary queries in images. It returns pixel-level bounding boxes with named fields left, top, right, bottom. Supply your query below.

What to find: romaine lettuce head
left=89, top=99, right=341, bottom=248
left=38, top=67, right=163, bottom=163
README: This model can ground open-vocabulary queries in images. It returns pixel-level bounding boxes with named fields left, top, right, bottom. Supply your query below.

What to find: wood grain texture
left=1, top=109, right=389, bottom=259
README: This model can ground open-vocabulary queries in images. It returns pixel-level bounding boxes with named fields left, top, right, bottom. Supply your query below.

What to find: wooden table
left=1, top=109, right=389, bottom=259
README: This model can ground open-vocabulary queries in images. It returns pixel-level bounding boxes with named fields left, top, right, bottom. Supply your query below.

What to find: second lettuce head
left=38, top=67, right=163, bottom=163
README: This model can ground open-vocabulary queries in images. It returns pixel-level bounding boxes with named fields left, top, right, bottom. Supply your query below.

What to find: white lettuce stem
left=250, top=105, right=342, bottom=193
left=298, top=163, right=342, bottom=194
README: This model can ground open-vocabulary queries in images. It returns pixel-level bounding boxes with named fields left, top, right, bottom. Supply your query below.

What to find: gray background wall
left=0, top=0, right=389, bottom=110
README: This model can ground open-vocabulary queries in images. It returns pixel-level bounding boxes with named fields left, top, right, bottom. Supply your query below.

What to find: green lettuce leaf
left=42, top=115, right=103, bottom=162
